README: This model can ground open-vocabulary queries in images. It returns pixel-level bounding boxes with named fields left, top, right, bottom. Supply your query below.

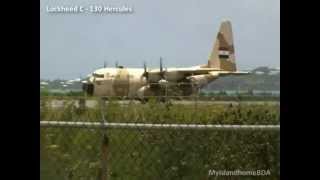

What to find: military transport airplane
left=82, top=20, right=249, bottom=98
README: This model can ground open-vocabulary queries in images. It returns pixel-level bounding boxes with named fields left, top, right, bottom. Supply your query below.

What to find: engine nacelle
left=137, top=85, right=154, bottom=98
left=158, top=79, right=168, bottom=86
left=82, top=82, right=94, bottom=96
left=187, top=74, right=218, bottom=87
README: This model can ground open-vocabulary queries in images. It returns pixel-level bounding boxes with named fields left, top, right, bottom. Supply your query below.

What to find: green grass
left=41, top=98, right=279, bottom=125
left=40, top=100, right=280, bottom=180
left=40, top=90, right=84, bottom=97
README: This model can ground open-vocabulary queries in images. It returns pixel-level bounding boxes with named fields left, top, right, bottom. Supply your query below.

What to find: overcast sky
left=40, top=0, right=279, bottom=80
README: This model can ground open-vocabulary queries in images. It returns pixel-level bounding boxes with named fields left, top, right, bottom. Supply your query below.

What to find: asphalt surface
left=41, top=99, right=279, bottom=108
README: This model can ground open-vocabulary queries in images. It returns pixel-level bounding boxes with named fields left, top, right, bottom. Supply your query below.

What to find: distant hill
left=40, top=79, right=82, bottom=92
left=204, top=66, right=280, bottom=91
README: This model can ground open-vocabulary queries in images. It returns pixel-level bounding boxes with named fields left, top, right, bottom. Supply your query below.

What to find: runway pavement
left=41, top=99, right=280, bottom=108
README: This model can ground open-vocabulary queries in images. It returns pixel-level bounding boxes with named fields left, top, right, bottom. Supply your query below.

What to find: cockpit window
left=92, top=73, right=104, bottom=78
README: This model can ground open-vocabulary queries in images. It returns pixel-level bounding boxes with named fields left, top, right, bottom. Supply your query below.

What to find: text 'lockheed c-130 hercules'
left=82, top=20, right=250, bottom=99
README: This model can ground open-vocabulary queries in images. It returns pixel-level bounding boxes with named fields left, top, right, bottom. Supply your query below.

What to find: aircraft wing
left=149, top=67, right=222, bottom=76
left=149, top=68, right=250, bottom=76
left=147, top=67, right=250, bottom=82
left=216, top=71, right=251, bottom=76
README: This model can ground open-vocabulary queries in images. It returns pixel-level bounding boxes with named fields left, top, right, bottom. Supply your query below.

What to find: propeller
left=115, top=61, right=118, bottom=68
left=159, top=57, right=165, bottom=79
left=142, top=61, right=149, bottom=81
left=158, top=57, right=168, bottom=85
left=104, top=61, right=107, bottom=68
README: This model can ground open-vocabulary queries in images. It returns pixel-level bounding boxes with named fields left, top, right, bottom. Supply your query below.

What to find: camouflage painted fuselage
left=89, top=67, right=145, bottom=97
left=86, top=66, right=216, bottom=97
left=82, top=20, right=250, bottom=98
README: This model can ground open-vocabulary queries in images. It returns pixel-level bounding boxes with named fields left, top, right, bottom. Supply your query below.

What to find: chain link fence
left=40, top=98, right=280, bottom=180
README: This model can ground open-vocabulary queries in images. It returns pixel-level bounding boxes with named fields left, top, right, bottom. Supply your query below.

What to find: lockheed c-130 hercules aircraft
left=82, top=20, right=249, bottom=99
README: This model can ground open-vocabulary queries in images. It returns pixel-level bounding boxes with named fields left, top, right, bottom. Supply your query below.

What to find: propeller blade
left=142, top=61, right=149, bottom=81
left=159, top=57, right=166, bottom=79
left=144, top=61, right=147, bottom=72
left=160, top=57, right=163, bottom=72
left=104, top=61, right=107, bottom=68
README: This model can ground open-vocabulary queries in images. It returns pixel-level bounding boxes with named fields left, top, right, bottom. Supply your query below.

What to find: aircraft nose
left=82, top=82, right=94, bottom=96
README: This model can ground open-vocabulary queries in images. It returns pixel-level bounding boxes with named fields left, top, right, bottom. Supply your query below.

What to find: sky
left=40, top=0, right=280, bottom=80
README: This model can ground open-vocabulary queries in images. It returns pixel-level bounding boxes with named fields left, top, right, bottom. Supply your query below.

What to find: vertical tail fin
left=208, top=20, right=236, bottom=71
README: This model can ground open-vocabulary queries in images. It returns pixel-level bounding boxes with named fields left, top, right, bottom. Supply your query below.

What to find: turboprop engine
left=186, top=73, right=218, bottom=87
left=137, top=85, right=154, bottom=98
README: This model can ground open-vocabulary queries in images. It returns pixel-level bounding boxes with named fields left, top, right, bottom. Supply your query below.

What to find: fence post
left=100, top=134, right=109, bottom=180
left=193, top=82, right=199, bottom=111
left=78, top=98, right=86, bottom=110
left=99, top=98, right=108, bottom=180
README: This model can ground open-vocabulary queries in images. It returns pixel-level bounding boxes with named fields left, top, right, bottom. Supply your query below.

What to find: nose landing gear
left=82, top=83, right=94, bottom=96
